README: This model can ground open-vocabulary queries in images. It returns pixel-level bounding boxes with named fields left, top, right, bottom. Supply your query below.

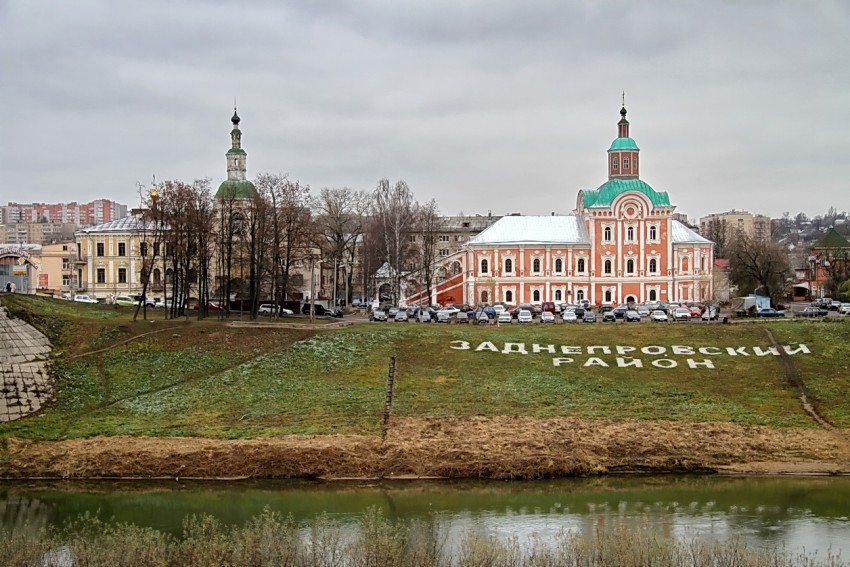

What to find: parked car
left=829, top=300, right=843, bottom=311
left=73, top=294, right=99, bottom=304
left=702, top=308, right=720, bottom=321
left=436, top=309, right=454, bottom=323
left=455, top=311, right=470, bottom=324
left=517, top=309, right=533, bottom=324
left=756, top=308, right=785, bottom=318
left=301, top=304, right=339, bottom=317
left=112, top=295, right=137, bottom=307
left=132, top=294, right=156, bottom=307
left=540, top=311, right=555, bottom=323
left=476, top=311, right=490, bottom=324
left=394, top=310, right=409, bottom=322
left=370, top=308, right=388, bottom=322
left=541, top=302, right=557, bottom=314
left=602, top=311, right=616, bottom=322
left=637, top=304, right=652, bottom=317
left=625, top=310, right=641, bottom=322
left=497, top=311, right=513, bottom=324
left=799, top=306, right=828, bottom=318
left=689, top=305, right=703, bottom=318
left=193, top=301, right=224, bottom=311
left=611, top=305, right=628, bottom=319
left=512, top=304, right=538, bottom=319
left=582, top=311, right=597, bottom=323
left=840, top=303, right=850, bottom=315
left=561, top=310, right=578, bottom=323
left=672, top=307, right=691, bottom=322
left=258, top=304, right=278, bottom=315
left=650, top=309, right=669, bottom=322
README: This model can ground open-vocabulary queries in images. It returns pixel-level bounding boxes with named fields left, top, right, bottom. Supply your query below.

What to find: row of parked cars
left=797, top=298, right=850, bottom=317
left=370, top=301, right=723, bottom=324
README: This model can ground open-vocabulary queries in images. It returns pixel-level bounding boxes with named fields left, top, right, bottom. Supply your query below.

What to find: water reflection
left=2, top=476, right=849, bottom=556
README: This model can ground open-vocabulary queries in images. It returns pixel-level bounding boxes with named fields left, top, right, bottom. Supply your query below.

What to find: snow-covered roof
left=671, top=220, right=712, bottom=244
left=77, top=215, right=158, bottom=234
left=468, top=215, right=590, bottom=246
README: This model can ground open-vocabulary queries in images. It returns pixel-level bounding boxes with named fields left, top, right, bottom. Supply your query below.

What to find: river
left=2, top=475, right=850, bottom=557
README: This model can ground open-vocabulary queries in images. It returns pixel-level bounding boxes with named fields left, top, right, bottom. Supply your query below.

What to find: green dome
left=608, top=137, right=639, bottom=151
left=216, top=179, right=257, bottom=200
left=582, top=178, right=670, bottom=208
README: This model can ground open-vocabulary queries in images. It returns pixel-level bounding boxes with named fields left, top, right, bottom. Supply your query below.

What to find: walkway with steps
left=0, top=303, right=53, bottom=422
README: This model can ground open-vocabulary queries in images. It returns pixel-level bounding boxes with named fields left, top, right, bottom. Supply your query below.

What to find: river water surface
left=2, top=475, right=850, bottom=557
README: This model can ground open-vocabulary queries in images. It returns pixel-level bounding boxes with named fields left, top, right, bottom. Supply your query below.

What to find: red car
left=192, top=301, right=224, bottom=311
left=689, top=306, right=702, bottom=317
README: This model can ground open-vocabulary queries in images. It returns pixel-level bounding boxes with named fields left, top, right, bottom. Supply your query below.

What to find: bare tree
left=132, top=183, right=164, bottom=322
left=702, top=217, right=729, bottom=259
left=313, top=187, right=368, bottom=306
left=416, top=198, right=443, bottom=305
left=729, top=234, right=790, bottom=307
left=373, top=179, right=418, bottom=305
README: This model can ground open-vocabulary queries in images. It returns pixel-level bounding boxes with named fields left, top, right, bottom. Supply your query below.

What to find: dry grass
left=1, top=507, right=846, bottom=567
left=2, top=415, right=847, bottom=479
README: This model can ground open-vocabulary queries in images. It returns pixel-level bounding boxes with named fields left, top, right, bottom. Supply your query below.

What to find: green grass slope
left=1, top=295, right=849, bottom=440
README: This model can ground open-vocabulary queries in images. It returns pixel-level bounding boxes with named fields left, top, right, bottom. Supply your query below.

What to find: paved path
left=0, top=304, right=53, bottom=422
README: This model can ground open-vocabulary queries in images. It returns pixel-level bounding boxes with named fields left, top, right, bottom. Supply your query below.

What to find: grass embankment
left=1, top=294, right=849, bottom=478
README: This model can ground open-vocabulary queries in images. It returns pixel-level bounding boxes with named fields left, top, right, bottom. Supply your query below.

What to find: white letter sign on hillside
left=448, top=341, right=811, bottom=370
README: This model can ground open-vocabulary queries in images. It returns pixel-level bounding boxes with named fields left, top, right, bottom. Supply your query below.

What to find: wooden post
left=382, top=356, right=396, bottom=439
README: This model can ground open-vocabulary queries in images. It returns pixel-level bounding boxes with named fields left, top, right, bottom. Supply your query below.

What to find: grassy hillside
left=2, top=294, right=849, bottom=440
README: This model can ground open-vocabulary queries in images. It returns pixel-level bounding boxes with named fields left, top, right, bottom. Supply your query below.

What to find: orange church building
left=414, top=106, right=714, bottom=307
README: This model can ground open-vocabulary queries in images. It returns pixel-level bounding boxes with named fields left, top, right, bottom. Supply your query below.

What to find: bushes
left=2, top=507, right=846, bottom=567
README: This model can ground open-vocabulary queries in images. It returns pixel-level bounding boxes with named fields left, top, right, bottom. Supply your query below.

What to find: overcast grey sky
left=1, top=0, right=847, bottom=221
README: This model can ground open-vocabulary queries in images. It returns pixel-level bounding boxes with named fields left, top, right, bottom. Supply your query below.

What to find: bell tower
left=607, top=104, right=640, bottom=180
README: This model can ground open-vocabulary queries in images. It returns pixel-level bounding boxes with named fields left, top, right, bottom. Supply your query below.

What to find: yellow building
left=699, top=210, right=771, bottom=243
left=33, top=241, right=76, bottom=295
left=74, top=216, right=168, bottom=301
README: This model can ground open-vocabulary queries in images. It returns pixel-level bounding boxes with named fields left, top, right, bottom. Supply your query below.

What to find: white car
left=672, top=307, right=692, bottom=321
left=497, top=311, right=513, bottom=324
left=518, top=309, right=533, bottom=324
left=540, top=311, right=555, bottom=323
left=637, top=304, right=652, bottom=317
left=561, top=310, right=578, bottom=323
left=840, top=303, right=850, bottom=315
left=73, top=294, right=99, bottom=304
left=650, top=310, right=668, bottom=322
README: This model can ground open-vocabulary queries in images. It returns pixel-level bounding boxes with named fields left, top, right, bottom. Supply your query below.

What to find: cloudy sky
left=1, top=0, right=847, bottom=221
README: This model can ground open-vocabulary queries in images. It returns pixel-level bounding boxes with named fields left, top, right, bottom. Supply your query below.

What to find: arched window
left=555, top=258, right=563, bottom=272
left=576, top=289, right=585, bottom=301
left=627, top=226, right=635, bottom=241
left=626, top=259, right=635, bottom=274
left=577, top=258, right=586, bottom=273
left=604, top=259, right=612, bottom=275
left=555, top=289, right=562, bottom=301
left=604, top=290, right=612, bottom=302
left=505, top=258, right=513, bottom=273
left=533, top=258, right=541, bottom=273
left=505, top=290, right=513, bottom=303
left=481, top=259, right=488, bottom=274
left=701, top=256, right=707, bottom=271
left=649, top=225, right=657, bottom=241
left=481, top=290, right=489, bottom=303
left=604, top=226, right=612, bottom=242
left=451, top=261, right=462, bottom=275
left=649, top=258, right=657, bottom=274
left=533, top=289, right=540, bottom=302
left=649, top=289, right=657, bottom=301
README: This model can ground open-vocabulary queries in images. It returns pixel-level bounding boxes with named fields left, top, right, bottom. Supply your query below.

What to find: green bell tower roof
left=215, top=105, right=257, bottom=200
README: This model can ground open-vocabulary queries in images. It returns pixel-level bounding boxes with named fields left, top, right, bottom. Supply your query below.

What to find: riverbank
left=3, top=415, right=849, bottom=479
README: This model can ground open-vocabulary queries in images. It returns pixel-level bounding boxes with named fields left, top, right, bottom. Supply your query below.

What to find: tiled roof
left=77, top=215, right=157, bottom=233
left=469, top=215, right=590, bottom=246
left=671, top=220, right=712, bottom=244
left=813, top=227, right=850, bottom=249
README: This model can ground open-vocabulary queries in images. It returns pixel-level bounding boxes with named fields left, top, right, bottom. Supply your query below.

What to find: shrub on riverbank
left=2, top=507, right=846, bottom=567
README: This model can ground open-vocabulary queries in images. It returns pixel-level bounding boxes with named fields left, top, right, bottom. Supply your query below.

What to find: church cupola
left=226, top=106, right=247, bottom=182
left=607, top=104, right=640, bottom=180
left=215, top=104, right=257, bottom=200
